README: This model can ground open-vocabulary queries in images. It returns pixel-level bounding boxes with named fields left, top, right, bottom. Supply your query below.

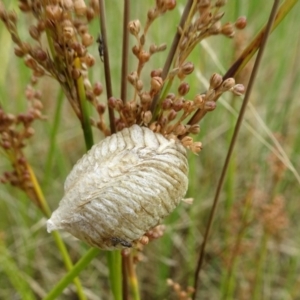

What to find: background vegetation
left=0, top=0, right=300, bottom=299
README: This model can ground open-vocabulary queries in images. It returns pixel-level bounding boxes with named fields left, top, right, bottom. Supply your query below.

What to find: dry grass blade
left=192, top=1, right=281, bottom=298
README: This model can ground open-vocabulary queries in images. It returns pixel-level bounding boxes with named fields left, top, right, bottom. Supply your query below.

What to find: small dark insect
left=111, top=237, right=132, bottom=248
left=96, top=34, right=104, bottom=62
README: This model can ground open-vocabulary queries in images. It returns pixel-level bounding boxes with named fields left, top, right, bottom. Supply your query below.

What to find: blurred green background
left=1, top=0, right=300, bottom=299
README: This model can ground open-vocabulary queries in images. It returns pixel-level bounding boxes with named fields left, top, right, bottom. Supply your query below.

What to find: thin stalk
left=252, top=232, right=269, bottom=300
left=125, top=252, right=141, bottom=300
left=106, top=251, right=123, bottom=300
left=150, top=0, right=194, bottom=114
left=99, top=0, right=116, bottom=134
left=188, top=0, right=298, bottom=126
left=27, top=164, right=87, bottom=300
left=120, top=0, right=130, bottom=103
left=43, top=88, right=64, bottom=187
left=74, top=57, right=94, bottom=149
left=43, top=247, right=101, bottom=300
left=98, top=2, right=122, bottom=299
left=192, top=1, right=280, bottom=299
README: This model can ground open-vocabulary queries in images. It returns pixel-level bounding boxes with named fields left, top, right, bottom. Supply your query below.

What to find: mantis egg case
left=47, top=125, right=188, bottom=250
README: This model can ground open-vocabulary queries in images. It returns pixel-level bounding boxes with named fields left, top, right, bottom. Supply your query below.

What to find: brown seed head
left=150, top=76, right=163, bottom=93
left=221, top=78, right=235, bottom=91
left=93, top=82, right=103, bottom=96
left=231, top=84, right=245, bottom=96
left=81, top=33, right=94, bottom=47
left=221, top=22, right=235, bottom=38
left=178, top=82, right=190, bottom=96
left=235, top=16, right=247, bottom=29
left=209, top=73, right=223, bottom=89
left=128, top=19, right=141, bottom=36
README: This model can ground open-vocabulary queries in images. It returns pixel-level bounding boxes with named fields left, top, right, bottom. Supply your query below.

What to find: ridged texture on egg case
left=47, top=125, right=188, bottom=250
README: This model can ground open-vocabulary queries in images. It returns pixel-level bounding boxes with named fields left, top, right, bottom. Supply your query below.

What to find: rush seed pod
left=47, top=125, right=188, bottom=250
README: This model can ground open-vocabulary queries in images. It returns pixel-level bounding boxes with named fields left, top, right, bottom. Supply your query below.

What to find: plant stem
left=43, top=247, right=101, bottom=300
left=120, top=0, right=130, bottom=103
left=124, top=252, right=141, bottom=300
left=192, top=1, right=280, bottom=298
left=74, top=57, right=94, bottom=149
left=27, top=164, right=87, bottom=300
left=43, top=88, right=64, bottom=187
left=150, top=0, right=194, bottom=114
left=98, top=2, right=122, bottom=299
left=252, top=232, right=269, bottom=300
left=107, top=251, right=123, bottom=300
left=99, top=0, right=116, bottom=134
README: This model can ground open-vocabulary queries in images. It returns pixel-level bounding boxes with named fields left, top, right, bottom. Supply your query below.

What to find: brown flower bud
left=165, top=0, right=176, bottom=10
left=178, top=82, right=190, bottom=96
left=63, top=26, right=74, bottom=40
left=231, top=84, right=245, bottom=96
left=83, top=54, right=95, bottom=67
left=149, top=44, right=157, bottom=54
left=175, top=124, right=186, bottom=136
left=24, top=57, right=37, bottom=70
left=132, top=45, right=140, bottom=57
left=181, top=62, right=194, bottom=75
left=74, top=0, right=87, bottom=16
left=136, top=79, right=143, bottom=91
left=235, top=16, right=247, bottom=30
left=221, top=78, right=235, bottom=91
left=204, top=101, right=216, bottom=111
left=209, top=73, right=222, bottom=89
left=96, top=103, right=106, bottom=114
left=167, top=109, right=177, bottom=121
left=162, top=98, right=173, bottom=110
left=93, top=82, right=103, bottom=96
left=31, top=47, right=47, bottom=62
left=209, top=21, right=221, bottom=34
left=221, top=22, right=235, bottom=38
left=147, top=8, right=157, bottom=21
left=140, top=92, right=152, bottom=106
left=25, top=127, right=35, bottom=138
left=150, top=76, right=163, bottom=93
left=14, top=47, right=25, bottom=57
left=150, top=68, right=162, bottom=78
left=29, top=25, right=40, bottom=40
left=139, top=50, right=150, bottom=63
left=142, top=110, right=152, bottom=124
left=128, top=19, right=141, bottom=36
left=173, top=98, right=183, bottom=112
left=194, top=94, right=204, bottom=107
left=86, top=7, right=95, bottom=21
left=189, top=124, right=200, bottom=134
left=127, top=71, right=138, bottom=85
left=45, top=5, right=63, bottom=20
left=82, top=33, right=94, bottom=47
left=71, top=68, right=81, bottom=79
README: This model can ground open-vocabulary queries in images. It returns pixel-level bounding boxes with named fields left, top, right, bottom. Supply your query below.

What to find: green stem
left=27, top=165, right=87, bottom=300
left=43, top=88, right=64, bottom=187
left=43, top=248, right=101, bottom=300
left=252, top=232, right=269, bottom=300
left=107, top=251, right=123, bottom=300
left=74, top=57, right=94, bottom=149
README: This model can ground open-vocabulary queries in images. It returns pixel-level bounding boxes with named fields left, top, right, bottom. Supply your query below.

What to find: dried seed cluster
left=167, top=278, right=195, bottom=300
left=0, top=0, right=111, bottom=133
left=0, top=86, right=44, bottom=197
left=47, top=125, right=189, bottom=250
